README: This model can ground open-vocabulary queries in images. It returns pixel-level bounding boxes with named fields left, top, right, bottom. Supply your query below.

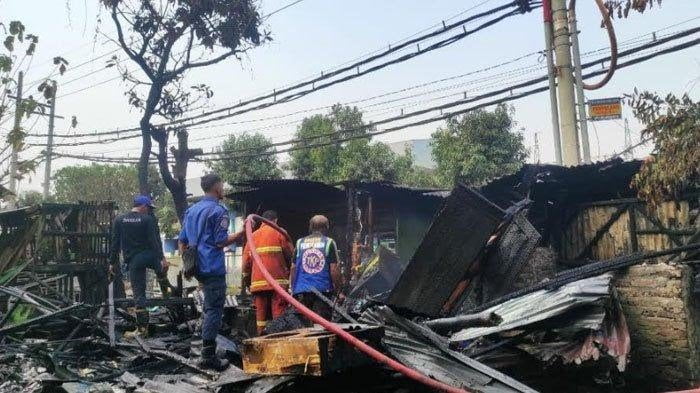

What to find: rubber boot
left=158, top=276, right=171, bottom=299
left=198, top=339, right=229, bottom=371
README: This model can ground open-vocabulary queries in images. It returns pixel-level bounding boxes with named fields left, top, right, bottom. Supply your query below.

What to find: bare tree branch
left=170, top=49, right=238, bottom=76
left=110, top=6, right=156, bottom=81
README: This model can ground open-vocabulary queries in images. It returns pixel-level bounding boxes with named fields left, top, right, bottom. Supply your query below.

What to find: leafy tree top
left=208, top=132, right=282, bottom=188
left=628, top=91, right=699, bottom=205
left=431, top=104, right=527, bottom=186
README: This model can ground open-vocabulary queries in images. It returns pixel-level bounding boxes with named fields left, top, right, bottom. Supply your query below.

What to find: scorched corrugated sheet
left=387, top=185, right=504, bottom=317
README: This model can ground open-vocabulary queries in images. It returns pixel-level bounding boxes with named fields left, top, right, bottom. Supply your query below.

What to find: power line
left=37, top=15, right=692, bottom=146
left=26, top=1, right=306, bottom=103
left=52, top=34, right=700, bottom=164
left=35, top=61, right=546, bottom=147
left=25, top=48, right=122, bottom=87
left=57, top=75, right=123, bottom=98
left=31, top=48, right=542, bottom=140
left=31, top=62, right=539, bottom=148
left=197, top=38, right=700, bottom=159
left=138, top=2, right=533, bottom=131
left=34, top=1, right=532, bottom=140
left=264, top=0, right=307, bottom=18
left=38, top=25, right=700, bottom=151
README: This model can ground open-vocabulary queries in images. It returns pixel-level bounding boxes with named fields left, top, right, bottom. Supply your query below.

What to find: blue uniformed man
left=178, top=173, right=243, bottom=371
left=109, top=195, right=169, bottom=337
left=290, top=215, right=344, bottom=320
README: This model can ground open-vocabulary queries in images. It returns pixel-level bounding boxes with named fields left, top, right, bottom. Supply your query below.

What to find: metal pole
left=551, top=0, right=581, bottom=166
left=8, top=71, right=24, bottom=208
left=43, top=81, right=57, bottom=199
left=569, top=3, right=591, bottom=163
left=542, top=0, right=563, bottom=165
left=623, top=118, right=634, bottom=159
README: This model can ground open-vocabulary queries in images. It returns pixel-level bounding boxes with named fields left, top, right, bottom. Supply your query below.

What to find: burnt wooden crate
left=242, top=324, right=383, bottom=376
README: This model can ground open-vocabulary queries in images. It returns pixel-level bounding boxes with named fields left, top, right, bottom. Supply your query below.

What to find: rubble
left=2, top=168, right=699, bottom=392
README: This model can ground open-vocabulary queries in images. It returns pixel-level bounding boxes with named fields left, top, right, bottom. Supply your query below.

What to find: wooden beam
left=628, top=204, right=639, bottom=252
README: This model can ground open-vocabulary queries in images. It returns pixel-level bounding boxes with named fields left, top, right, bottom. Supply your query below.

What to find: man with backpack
left=178, top=173, right=243, bottom=371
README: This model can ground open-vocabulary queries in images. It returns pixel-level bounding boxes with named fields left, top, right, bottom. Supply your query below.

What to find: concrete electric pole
left=550, top=0, right=581, bottom=166
left=542, top=0, right=563, bottom=165
left=568, top=4, right=592, bottom=163
left=8, top=71, right=24, bottom=208
left=43, top=81, right=57, bottom=199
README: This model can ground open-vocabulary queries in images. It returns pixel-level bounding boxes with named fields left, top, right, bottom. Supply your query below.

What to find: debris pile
left=1, top=173, right=699, bottom=392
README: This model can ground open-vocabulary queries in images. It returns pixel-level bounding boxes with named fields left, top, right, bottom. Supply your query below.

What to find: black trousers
left=294, top=292, right=333, bottom=321
left=127, top=250, right=163, bottom=309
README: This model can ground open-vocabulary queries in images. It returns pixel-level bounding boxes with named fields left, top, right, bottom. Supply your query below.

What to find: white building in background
left=387, top=139, right=435, bottom=170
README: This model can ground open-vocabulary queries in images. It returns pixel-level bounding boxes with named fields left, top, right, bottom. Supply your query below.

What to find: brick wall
left=615, top=262, right=700, bottom=390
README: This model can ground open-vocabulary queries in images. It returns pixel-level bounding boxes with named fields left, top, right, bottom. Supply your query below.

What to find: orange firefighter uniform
left=242, top=222, right=294, bottom=334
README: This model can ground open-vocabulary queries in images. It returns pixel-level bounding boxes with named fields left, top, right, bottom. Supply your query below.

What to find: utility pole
left=623, top=118, right=634, bottom=160
left=568, top=4, right=591, bottom=163
left=551, top=0, right=581, bottom=166
left=43, top=81, right=57, bottom=199
left=8, top=71, right=24, bottom=208
left=542, top=0, right=563, bottom=165
left=533, top=132, right=541, bottom=163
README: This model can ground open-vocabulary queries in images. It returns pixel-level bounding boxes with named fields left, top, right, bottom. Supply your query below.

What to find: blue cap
left=133, top=195, right=155, bottom=208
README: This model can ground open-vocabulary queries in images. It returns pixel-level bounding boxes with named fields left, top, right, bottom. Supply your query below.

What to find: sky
left=0, top=0, right=698, bottom=194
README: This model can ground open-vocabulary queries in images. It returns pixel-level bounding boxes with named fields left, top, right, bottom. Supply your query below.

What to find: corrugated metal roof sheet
left=361, top=305, right=538, bottom=393
left=450, top=273, right=613, bottom=343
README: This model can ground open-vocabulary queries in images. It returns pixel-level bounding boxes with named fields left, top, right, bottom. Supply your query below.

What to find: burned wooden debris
left=1, top=161, right=699, bottom=392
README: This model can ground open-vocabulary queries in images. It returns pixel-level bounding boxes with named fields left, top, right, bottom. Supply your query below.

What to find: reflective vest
left=292, top=235, right=336, bottom=295
left=243, top=223, right=293, bottom=293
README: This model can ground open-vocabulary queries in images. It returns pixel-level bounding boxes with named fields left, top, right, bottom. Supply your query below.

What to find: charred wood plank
left=424, top=310, right=502, bottom=333
left=574, top=203, right=630, bottom=260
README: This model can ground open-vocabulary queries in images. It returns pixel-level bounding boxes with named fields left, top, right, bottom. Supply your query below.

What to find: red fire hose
left=569, top=0, right=618, bottom=90
left=244, top=214, right=469, bottom=393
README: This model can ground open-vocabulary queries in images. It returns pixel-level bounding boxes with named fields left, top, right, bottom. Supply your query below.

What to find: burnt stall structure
left=478, top=159, right=700, bottom=391
left=0, top=202, right=115, bottom=306
left=227, top=180, right=445, bottom=281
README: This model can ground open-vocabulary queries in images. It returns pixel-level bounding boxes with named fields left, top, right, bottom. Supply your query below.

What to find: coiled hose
left=244, top=214, right=469, bottom=393
left=570, top=0, right=618, bottom=90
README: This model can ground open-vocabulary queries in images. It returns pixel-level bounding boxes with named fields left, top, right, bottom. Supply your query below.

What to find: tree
left=208, top=132, right=282, bottom=187
left=100, top=0, right=270, bottom=220
left=289, top=105, right=366, bottom=182
left=1, top=20, right=68, bottom=201
left=431, top=104, right=527, bottom=187
left=337, top=140, right=406, bottom=183
left=17, top=190, right=46, bottom=207
left=288, top=104, right=414, bottom=184
left=628, top=91, right=699, bottom=205
left=53, top=164, right=165, bottom=211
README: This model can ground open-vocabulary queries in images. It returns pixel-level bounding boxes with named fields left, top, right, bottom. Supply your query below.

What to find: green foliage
left=53, top=164, right=162, bottom=211
left=628, top=91, right=699, bottom=205
left=431, top=104, right=527, bottom=187
left=289, top=104, right=424, bottom=184
left=53, top=163, right=179, bottom=235
left=289, top=105, right=366, bottom=182
left=17, top=190, right=47, bottom=207
left=1, top=19, right=63, bottom=190
left=155, top=194, right=180, bottom=239
left=208, top=132, right=282, bottom=187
